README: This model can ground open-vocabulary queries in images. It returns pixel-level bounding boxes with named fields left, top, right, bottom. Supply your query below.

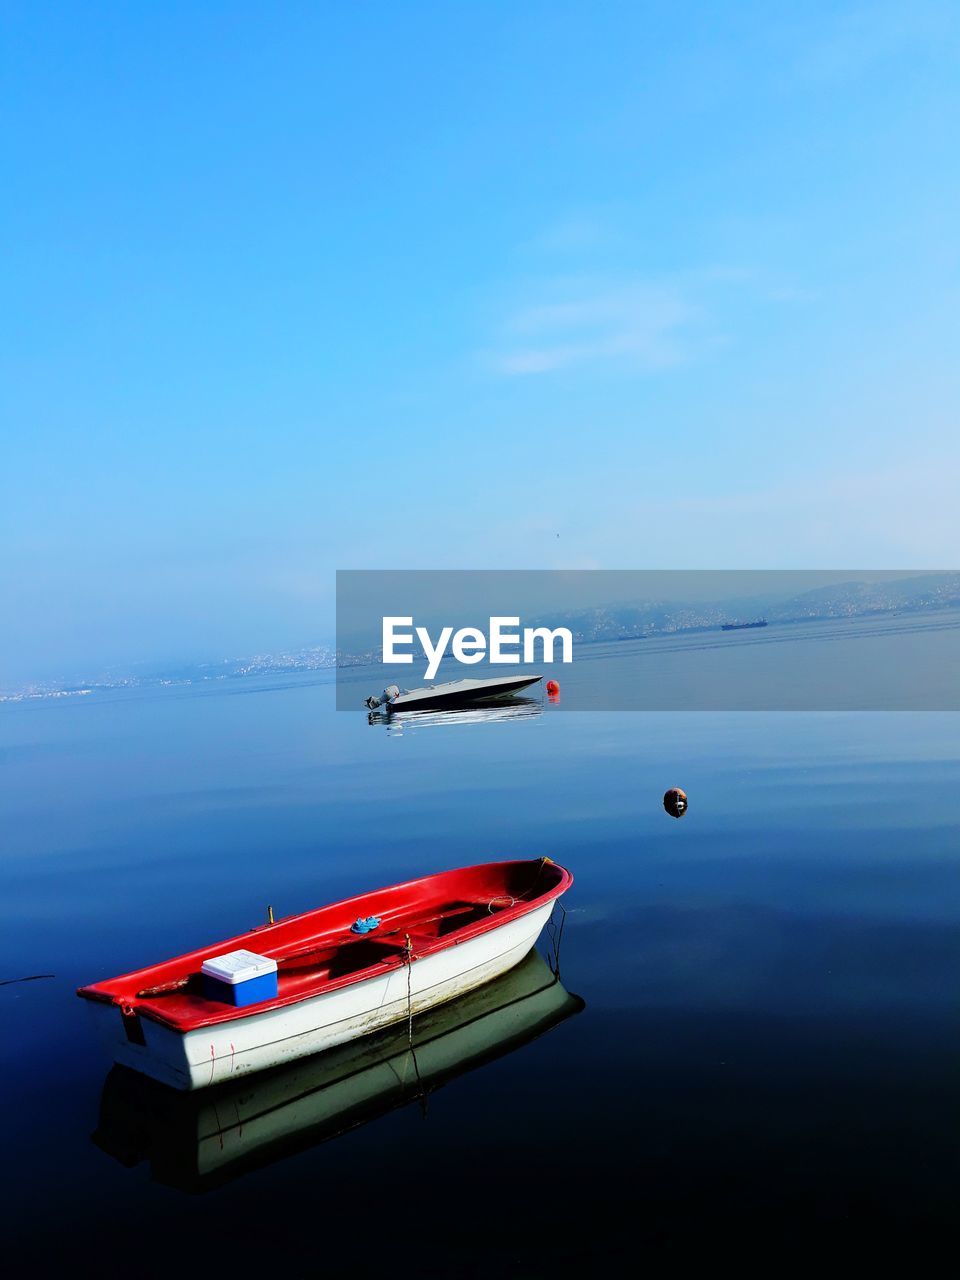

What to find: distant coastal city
left=3, top=572, right=958, bottom=702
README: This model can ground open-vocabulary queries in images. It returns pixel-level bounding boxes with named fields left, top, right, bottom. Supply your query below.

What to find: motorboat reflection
left=92, top=948, right=583, bottom=1192
left=368, top=695, right=543, bottom=733
left=365, top=674, right=542, bottom=713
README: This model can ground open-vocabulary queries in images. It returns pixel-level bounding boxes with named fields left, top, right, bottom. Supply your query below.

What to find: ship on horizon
left=721, top=618, right=768, bottom=631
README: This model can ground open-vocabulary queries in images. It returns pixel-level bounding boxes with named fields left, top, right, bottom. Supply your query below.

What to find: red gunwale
left=77, top=858, right=572, bottom=1033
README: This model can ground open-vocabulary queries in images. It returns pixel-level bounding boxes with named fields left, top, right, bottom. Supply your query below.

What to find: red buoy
left=546, top=679, right=560, bottom=696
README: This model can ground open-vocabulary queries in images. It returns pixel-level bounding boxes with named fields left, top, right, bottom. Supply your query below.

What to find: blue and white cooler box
left=201, top=948, right=278, bottom=1007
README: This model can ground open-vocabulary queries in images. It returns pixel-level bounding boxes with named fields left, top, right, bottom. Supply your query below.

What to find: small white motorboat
left=78, top=858, right=572, bottom=1091
left=365, top=674, right=541, bottom=712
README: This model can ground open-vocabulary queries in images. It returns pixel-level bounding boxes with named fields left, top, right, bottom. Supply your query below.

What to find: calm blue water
left=2, top=639, right=959, bottom=1271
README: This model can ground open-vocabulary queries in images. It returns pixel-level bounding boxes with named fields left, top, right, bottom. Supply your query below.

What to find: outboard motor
left=364, top=684, right=401, bottom=711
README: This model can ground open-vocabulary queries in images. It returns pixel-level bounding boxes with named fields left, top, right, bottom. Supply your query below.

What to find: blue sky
left=2, top=2, right=959, bottom=683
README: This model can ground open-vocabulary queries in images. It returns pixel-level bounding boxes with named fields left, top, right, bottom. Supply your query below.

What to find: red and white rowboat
left=78, top=858, right=572, bottom=1091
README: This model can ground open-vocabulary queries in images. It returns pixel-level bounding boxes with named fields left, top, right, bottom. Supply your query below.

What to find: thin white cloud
left=489, top=278, right=699, bottom=376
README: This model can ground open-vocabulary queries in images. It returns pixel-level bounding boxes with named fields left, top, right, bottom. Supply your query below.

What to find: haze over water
left=2, top=625, right=958, bottom=1270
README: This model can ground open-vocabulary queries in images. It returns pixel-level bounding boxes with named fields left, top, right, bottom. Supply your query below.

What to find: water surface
left=2, top=638, right=958, bottom=1271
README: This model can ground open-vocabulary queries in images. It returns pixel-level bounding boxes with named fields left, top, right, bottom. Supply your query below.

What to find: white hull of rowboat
left=85, top=899, right=555, bottom=1091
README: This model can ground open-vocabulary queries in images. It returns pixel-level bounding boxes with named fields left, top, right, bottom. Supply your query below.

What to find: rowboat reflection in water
left=92, top=948, right=583, bottom=1193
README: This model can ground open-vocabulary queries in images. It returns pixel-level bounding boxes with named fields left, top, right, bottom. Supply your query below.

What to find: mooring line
left=403, top=933, right=427, bottom=1116
left=546, top=899, right=567, bottom=977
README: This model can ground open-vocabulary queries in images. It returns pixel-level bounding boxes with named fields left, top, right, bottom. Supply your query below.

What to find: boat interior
left=273, top=901, right=508, bottom=999
left=78, top=859, right=571, bottom=1032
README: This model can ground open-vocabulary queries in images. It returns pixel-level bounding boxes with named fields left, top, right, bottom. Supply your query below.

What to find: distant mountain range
left=527, top=572, right=960, bottom=644
left=3, top=573, right=958, bottom=701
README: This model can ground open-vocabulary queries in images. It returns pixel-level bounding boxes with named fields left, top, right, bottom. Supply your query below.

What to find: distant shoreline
left=6, top=597, right=959, bottom=704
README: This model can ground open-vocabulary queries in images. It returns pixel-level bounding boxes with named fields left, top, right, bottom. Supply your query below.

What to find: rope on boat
left=487, top=895, right=516, bottom=912
left=403, top=934, right=415, bottom=1045
left=136, top=976, right=190, bottom=998
left=403, top=933, right=427, bottom=1115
